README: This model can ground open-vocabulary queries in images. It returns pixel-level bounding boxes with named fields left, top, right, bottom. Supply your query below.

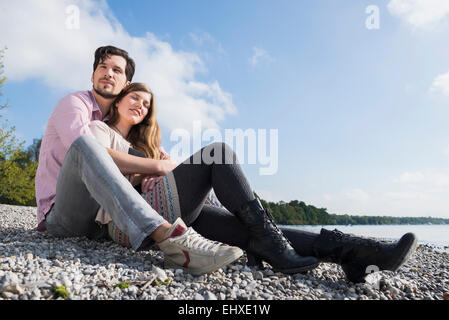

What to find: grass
left=53, top=285, right=70, bottom=299
left=114, top=282, right=130, bottom=290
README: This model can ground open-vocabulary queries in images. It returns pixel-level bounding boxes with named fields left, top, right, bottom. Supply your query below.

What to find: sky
left=1, top=0, right=449, bottom=218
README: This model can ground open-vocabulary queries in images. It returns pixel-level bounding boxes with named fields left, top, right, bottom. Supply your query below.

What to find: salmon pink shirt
left=35, top=90, right=107, bottom=231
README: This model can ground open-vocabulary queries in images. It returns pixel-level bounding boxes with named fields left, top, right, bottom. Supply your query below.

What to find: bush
left=0, top=120, right=38, bottom=206
left=0, top=47, right=38, bottom=206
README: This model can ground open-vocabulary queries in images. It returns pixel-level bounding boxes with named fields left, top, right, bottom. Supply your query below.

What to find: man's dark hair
left=93, top=46, right=136, bottom=82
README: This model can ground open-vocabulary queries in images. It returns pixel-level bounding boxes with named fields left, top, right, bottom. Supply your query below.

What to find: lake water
left=284, top=224, right=449, bottom=252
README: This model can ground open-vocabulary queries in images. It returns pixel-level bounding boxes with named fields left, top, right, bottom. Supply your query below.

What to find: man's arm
left=106, top=148, right=177, bottom=176
left=51, top=94, right=176, bottom=176
left=52, top=94, right=95, bottom=150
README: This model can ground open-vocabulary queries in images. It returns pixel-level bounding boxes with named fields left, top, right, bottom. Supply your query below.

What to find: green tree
left=0, top=47, right=38, bottom=206
left=0, top=121, right=38, bottom=205
left=0, top=47, right=8, bottom=113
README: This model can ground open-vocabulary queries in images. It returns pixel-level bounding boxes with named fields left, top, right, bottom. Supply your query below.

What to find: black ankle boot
left=312, top=229, right=418, bottom=283
left=235, top=198, right=319, bottom=274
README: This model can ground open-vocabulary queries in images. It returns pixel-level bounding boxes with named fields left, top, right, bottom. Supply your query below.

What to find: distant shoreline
left=261, top=198, right=449, bottom=226
left=282, top=224, right=449, bottom=251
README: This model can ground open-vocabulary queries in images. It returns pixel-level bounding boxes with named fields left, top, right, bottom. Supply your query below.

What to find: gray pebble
left=204, top=291, right=217, bottom=300
left=152, top=266, right=168, bottom=282
left=193, top=293, right=204, bottom=300
left=0, top=203, right=446, bottom=301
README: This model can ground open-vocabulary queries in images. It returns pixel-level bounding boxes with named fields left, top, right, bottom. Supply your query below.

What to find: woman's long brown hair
left=107, top=83, right=161, bottom=159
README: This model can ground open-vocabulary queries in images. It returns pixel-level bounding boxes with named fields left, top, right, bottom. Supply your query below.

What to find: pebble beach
left=1, top=204, right=448, bottom=301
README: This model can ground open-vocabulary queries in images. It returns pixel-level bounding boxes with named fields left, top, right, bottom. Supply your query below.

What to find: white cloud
left=389, top=1, right=449, bottom=100
left=388, top=0, right=449, bottom=29
left=394, top=171, right=425, bottom=184
left=189, top=32, right=213, bottom=46
left=385, top=191, right=431, bottom=201
left=322, top=194, right=334, bottom=201
left=345, top=188, right=370, bottom=202
left=387, top=169, right=449, bottom=216
left=430, top=71, right=449, bottom=97
left=0, top=0, right=236, bottom=131
left=307, top=168, right=449, bottom=218
left=394, top=169, right=449, bottom=190
left=188, top=31, right=226, bottom=56
left=249, top=47, right=274, bottom=67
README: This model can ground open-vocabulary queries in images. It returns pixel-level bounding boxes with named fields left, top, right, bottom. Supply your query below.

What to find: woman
left=91, top=83, right=417, bottom=283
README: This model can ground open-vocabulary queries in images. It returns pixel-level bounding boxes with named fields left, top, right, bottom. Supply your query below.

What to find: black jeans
left=171, top=142, right=319, bottom=257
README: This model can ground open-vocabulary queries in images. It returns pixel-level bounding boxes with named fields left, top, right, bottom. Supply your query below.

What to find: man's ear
left=91, top=73, right=94, bottom=84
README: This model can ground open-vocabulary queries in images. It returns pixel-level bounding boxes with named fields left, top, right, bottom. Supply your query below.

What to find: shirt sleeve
left=51, top=94, right=94, bottom=150
left=89, top=121, right=113, bottom=149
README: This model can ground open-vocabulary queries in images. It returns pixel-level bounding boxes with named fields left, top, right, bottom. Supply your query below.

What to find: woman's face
left=115, top=90, right=152, bottom=125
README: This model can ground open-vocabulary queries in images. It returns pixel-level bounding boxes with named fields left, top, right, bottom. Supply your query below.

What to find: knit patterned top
left=88, top=120, right=181, bottom=227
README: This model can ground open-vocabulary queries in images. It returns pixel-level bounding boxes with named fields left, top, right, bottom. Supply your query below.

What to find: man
left=35, top=45, right=243, bottom=275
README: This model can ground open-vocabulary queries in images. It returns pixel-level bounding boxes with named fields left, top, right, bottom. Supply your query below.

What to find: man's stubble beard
left=93, top=85, right=119, bottom=100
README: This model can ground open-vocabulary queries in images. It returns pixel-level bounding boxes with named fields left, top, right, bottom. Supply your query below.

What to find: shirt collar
left=89, top=89, right=110, bottom=121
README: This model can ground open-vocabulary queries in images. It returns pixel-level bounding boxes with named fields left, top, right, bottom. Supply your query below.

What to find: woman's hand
left=141, top=176, right=163, bottom=193
left=161, top=152, right=170, bottom=160
left=159, top=159, right=178, bottom=175
left=129, top=173, right=144, bottom=186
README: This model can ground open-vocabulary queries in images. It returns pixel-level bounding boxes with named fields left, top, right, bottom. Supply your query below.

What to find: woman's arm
left=88, top=121, right=177, bottom=176
left=106, top=148, right=177, bottom=176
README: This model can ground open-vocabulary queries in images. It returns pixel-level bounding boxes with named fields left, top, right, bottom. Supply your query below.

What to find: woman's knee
left=204, top=142, right=237, bottom=164
left=207, top=141, right=232, bottom=151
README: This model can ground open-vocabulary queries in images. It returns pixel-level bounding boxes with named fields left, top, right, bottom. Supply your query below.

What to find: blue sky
left=1, top=0, right=449, bottom=218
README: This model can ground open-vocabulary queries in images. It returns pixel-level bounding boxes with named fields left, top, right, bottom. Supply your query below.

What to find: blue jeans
left=45, top=135, right=167, bottom=251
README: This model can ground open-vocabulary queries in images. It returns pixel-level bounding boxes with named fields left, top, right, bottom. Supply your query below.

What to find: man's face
left=91, top=55, right=130, bottom=99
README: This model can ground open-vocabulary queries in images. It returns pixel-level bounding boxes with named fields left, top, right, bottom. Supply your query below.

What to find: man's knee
left=67, top=134, right=105, bottom=159
left=61, top=135, right=107, bottom=172
left=71, top=134, right=98, bottom=151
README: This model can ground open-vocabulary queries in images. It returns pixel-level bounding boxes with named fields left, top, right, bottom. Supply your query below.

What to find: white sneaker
left=157, top=218, right=243, bottom=275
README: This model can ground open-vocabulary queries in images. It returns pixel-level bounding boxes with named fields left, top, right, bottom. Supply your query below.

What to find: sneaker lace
left=171, top=227, right=222, bottom=253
